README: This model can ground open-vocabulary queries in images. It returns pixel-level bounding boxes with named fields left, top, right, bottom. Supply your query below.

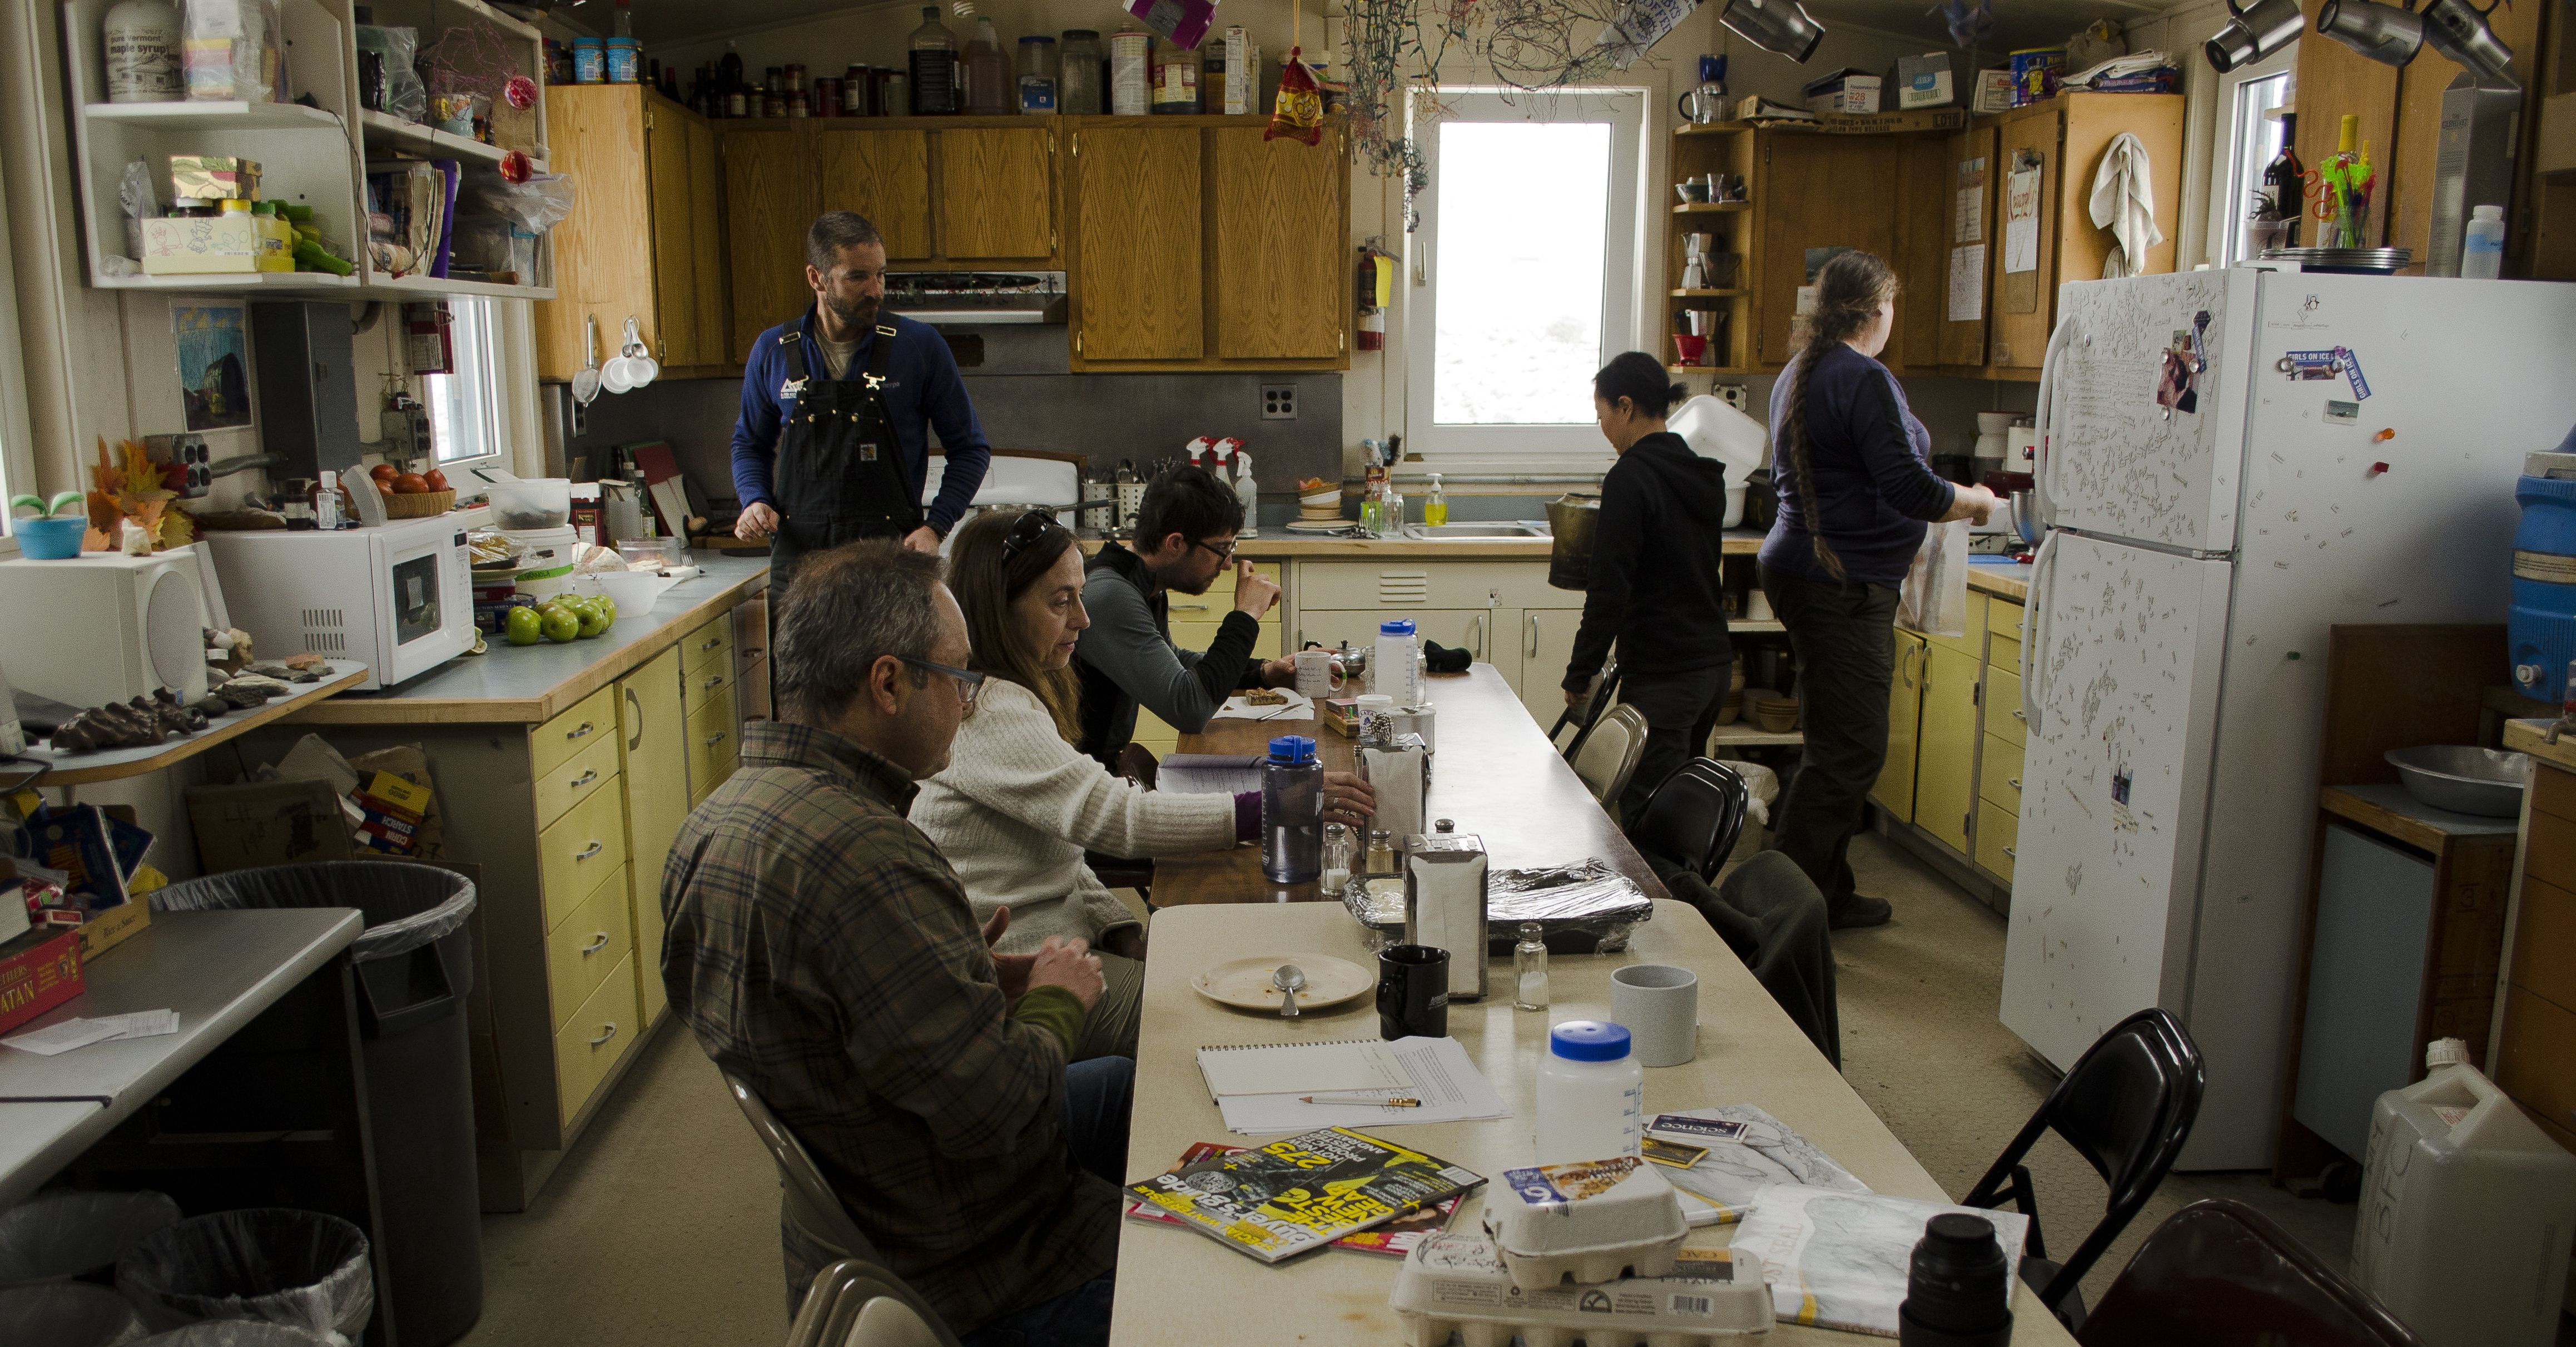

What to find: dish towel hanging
left=2089, top=131, right=2165, bottom=278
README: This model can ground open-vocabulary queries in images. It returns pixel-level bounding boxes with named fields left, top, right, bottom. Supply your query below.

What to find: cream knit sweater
left=915, top=679, right=1237, bottom=953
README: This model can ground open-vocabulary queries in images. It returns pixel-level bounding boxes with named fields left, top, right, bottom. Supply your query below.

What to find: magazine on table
left=1125, top=1127, right=1483, bottom=1264
left=1125, top=1142, right=1466, bottom=1257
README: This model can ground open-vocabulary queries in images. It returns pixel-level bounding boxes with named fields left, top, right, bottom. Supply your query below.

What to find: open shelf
left=360, top=109, right=548, bottom=172
left=1710, top=721, right=1804, bottom=747
left=1669, top=365, right=1760, bottom=376
left=1672, top=202, right=1753, bottom=214
left=84, top=100, right=345, bottom=131
left=1675, top=121, right=1758, bottom=135
left=365, top=272, right=553, bottom=300
left=1669, top=288, right=1746, bottom=299
left=1730, top=620, right=1785, bottom=633
left=94, top=270, right=359, bottom=293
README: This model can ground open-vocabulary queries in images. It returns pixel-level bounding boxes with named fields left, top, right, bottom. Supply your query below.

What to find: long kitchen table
left=1115, top=663, right=2077, bottom=1345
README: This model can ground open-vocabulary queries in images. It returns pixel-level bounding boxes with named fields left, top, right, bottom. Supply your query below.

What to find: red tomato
left=423, top=469, right=449, bottom=492
left=393, top=473, right=429, bottom=495
left=370, top=463, right=399, bottom=484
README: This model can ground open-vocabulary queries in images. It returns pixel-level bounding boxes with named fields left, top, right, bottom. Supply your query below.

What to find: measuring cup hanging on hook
left=572, top=314, right=603, bottom=405
left=622, top=316, right=659, bottom=387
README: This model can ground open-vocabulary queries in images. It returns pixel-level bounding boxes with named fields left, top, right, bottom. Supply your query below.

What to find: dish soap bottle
left=1423, top=472, right=1448, bottom=526
left=1233, top=450, right=1259, bottom=538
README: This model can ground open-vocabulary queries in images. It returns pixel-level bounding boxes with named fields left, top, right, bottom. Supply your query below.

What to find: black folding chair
left=1963, top=1007, right=2207, bottom=1331
left=1626, top=756, right=1752, bottom=882
left=1548, top=661, right=1622, bottom=760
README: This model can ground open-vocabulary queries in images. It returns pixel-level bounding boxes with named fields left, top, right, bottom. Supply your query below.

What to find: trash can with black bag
left=116, top=1209, right=373, bottom=1344
left=151, top=863, right=480, bottom=1347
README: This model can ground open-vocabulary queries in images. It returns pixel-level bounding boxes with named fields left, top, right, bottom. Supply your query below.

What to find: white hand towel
left=2089, top=131, right=2165, bottom=278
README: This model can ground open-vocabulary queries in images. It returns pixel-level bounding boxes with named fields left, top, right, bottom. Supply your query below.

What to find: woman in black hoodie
left=1561, top=351, right=1734, bottom=830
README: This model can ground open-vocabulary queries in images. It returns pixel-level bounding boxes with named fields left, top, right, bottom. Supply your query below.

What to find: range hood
left=886, top=271, right=1067, bottom=325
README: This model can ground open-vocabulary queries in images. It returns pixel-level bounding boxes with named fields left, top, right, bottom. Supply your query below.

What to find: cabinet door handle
left=589, top=1023, right=620, bottom=1048
left=2011, top=709, right=2027, bottom=722
left=575, top=840, right=604, bottom=861
left=703, top=675, right=725, bottom=690
left=1526, top=612, right=1540, bottom=658
left=626, top=687, right=643, bottom=750
left=2003, top=847, right=2016, bottom=859
left=1170, top=602, right=1210, bottom=611
left=704, top=731, right=727, bottom=746
left=700, top=637, right=723, bottom=651
left=1471, top=613, right=1486, bottom=661
left=2008, top=778, right=2021, bottom=790
left=582, top=932, right=611, bottom=955
left=569, top=767, right=598, bottom=789
left=565, top=720, right=595, bottom=741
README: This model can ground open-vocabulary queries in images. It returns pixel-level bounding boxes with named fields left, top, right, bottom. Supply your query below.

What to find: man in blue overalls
left=731, top=211, right=991, bottom=590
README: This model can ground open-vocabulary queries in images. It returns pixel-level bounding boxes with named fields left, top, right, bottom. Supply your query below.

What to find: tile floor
left=455, top=832, right=2389, bottom=1345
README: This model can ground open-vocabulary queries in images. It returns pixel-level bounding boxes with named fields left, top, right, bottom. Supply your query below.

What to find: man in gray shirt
left=1074, top=467, right=1294, bottom=766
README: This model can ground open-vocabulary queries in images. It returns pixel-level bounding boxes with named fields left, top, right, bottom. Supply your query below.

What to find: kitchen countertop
left=12, top=660, right=369, bottom=787
left=2504, top=718, right=2576, bottom=774
left=280, top=553, right=770, bottom=726
left=1079, top=529, right=1771, bottom=559
left=1969, top=554, right=2032, bottom=602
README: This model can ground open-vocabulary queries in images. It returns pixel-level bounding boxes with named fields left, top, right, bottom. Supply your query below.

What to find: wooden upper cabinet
left=1071, top=125, right=1203, bottom=363
left=722, top=127, right=822, bottom=364
left=1752, top=132, right=1904, bottom=369
left=939, top=127, right=1054, bottom=259
left=535, top=85, right=651, bottom=381
left=686, top=117, right=725, bottom=369
left=1984, top=92, right=2181, bottom=370
left=1939, top=124, right=1999, bottom=368
left=644, top=108, right=697, bottom=368
left=1213, top=127, right=1346, bottom=360
left=819, top=129, right=931, bottom=261
left=1987, top=106, right=2064, bottom=372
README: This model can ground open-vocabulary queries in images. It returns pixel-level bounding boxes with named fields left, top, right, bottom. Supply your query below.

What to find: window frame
left=2205, top=42, right=2299, bottom=269
left=421, top=298, right=507, bottom=473
left=1403, top=86, right=1648, bottom=472
left=0, top=169, right=37, bottom=556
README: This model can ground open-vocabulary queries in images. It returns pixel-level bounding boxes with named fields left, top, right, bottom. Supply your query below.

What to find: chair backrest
left=2077, top=1200, right=2426, bottom=1347
left=1628, top=757, right=1753, bottom=881
left=785, top=1259, right=965, bottom=1347
left=1115, top=742, right=1160, bottom=791
left=725, top=1073, right=882, bottom=1265
left=1965, top=1008, right=2206, bottom=1309
left=1570, top=705, right=1649, bottom=808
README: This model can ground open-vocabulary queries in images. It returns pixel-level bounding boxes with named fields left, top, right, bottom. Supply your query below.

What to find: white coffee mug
left=1611, top=963, right=1700, bottom=1067
left=1294, top=648, right=1347, bottom=698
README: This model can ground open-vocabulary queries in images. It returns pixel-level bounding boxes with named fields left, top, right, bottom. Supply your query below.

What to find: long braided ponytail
left=1780, top=250, right=1900, bottom=582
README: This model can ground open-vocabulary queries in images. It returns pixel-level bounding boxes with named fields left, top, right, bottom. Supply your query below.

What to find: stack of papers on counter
left=1195, top=1036, right=1511, bottom=1134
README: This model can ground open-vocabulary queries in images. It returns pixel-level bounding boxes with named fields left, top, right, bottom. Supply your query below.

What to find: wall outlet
left=1260, top=384, right=1298, bottom=419
left=1718, top=384, right=1749, bottom=412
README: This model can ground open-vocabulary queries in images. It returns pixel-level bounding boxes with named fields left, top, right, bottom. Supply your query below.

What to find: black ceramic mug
left=1377, top=944, right=1450, bottom=1040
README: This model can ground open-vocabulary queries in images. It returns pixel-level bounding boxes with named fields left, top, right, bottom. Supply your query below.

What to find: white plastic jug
left=1665, top=394, right=1767, bottom=528
left=2352, top=1039, right=2576, bottom=1347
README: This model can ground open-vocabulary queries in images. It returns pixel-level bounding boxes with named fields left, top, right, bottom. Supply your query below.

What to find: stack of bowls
left=1298, top=483, right=1343, bottom=522
left=1752, top=691, right=1800, bottom=734
left=1717, top=665, right=1749, bottom=725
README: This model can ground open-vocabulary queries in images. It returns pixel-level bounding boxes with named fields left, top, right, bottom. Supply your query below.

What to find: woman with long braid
left=1760, top=251, right=1999, bottom=929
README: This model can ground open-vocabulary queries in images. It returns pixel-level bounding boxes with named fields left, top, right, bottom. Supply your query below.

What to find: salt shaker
left=1513, top=922, right=1549, bottom=1011
left=1321, top=823, right=1353, bottom=893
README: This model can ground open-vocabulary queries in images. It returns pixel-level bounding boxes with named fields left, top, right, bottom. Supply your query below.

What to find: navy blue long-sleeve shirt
left=729, top=310, right=992, bottom=536
left=1758, top=344, right=1953, bottom=587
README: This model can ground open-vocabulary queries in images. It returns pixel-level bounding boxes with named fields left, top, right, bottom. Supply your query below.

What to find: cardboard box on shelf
left=140, top=214, right=295, bottom=275
left=167, top=155, right=262, bottom=201
left=1889, top=52, right=1955, bottom=108
left=2009, top=48, right=2066, bottom=106
left=186, top=739, right=450, bottom=872
left=1802, top=69, right=1882, bottom=116
left=1973, top=67, right=2017, bottom=114
left=0, top=925, right=84, bottom=1037
left=12, top=807, right=155, bottom=960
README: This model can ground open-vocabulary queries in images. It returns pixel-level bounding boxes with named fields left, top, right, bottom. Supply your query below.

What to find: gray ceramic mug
left=1611, top=963, right=1700, bottom=1066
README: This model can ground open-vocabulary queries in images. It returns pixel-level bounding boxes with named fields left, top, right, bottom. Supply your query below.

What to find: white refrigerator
left=2003, top=269, right=2576, bottom=1170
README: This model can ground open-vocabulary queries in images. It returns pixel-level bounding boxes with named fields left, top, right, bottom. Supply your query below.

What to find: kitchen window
left=0, top=199, right=37, bottom=551
left=422, top=299, right=505, bottom=469
left=1406, top=88, right=1646, bottom=467
left=2208, top=44, right=2297, bottom=266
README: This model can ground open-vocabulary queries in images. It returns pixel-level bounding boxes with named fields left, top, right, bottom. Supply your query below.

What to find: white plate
left=1285, top=519, right=1362, bottom=534
left=1190, top=953, right=1374, bottom=1012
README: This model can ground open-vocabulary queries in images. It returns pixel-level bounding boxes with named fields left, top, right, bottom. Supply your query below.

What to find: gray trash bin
left=116, top=1209, right=372, bottom=1343
left=153, top=863, right=480, bottom=1347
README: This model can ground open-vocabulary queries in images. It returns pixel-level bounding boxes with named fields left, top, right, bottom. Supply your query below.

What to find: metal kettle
left=1545, top=493, right=1601, bottom=591
left=1677, top=54, right=1728, bottom=123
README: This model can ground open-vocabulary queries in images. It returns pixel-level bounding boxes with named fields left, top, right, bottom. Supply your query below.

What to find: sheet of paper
left=3, top=1009, right=179, bottom=1057
left=1947, top=245, right=1986, bottom=321
left=1156, top=754, right=1264, bottom=795
left=2003, top=165, right=2042, bottom=274
left=1218, top=1036, right=1512, bottom=1134
left=1210, top=690, right=1314, bottom=722
left=1954, top=157, right=1986, bottom=243
left=1197, top=1039, right=1411, bottom=1098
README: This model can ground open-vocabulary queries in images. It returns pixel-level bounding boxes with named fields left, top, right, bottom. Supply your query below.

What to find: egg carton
left=1389, top=1232, right=1771, bottom=1346
left=1483, top=1157, right=1690, bottom=1289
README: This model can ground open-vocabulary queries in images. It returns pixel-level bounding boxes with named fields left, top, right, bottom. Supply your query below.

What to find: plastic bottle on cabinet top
left=103, top=0, right=182, bottom=103
left=1058, top=31, right=1103, bottom=113
left=964, top=16, right=1011, bottom=115
left=1234, top=452, right=1259, bottom=538
left=2461, top=205, right=2505, bottom=279
left=908, top=6, right=959, bottom=115
left=1535, top=1021, right=1644, bottom=1163
left=1017, top=36, right=1058, bottom=114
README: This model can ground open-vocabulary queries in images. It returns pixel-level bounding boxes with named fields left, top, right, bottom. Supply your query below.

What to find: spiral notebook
left=1197, top=1036, right=1512, bottom=1134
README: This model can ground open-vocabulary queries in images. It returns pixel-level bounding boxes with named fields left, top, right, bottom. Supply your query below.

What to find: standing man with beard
left=732, top=211, right=992, bottom=590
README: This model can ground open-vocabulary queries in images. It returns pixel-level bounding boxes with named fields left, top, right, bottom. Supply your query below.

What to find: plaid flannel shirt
left=661, top=720, right=1116, bottom=1333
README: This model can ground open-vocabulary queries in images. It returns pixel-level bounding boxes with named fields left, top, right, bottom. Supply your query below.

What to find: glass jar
left=1150, top=41, right=1200, bottom=113
left=1321, top=823, right=1353, bottom=892
left=1513, top=923, right=1549, bottom=1011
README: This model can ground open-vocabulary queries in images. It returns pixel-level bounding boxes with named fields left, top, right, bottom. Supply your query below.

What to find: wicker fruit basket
left=380, top=488, right=456, bottom=519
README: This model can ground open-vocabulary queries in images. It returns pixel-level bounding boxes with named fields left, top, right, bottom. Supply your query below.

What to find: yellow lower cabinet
left=533, top=684, right=621, bottom=780
left=553, top=953, right=642, bottom=1122
left=1874, top=632, right=1928, bottom=821
left=545, top=861, right=632, bottom=1031
left=1979, top=733, right=2024, bottom=814
left=1168, top=621, right=1282, bottom=659
left=1976, top=802, right=2018, bottom=883
left=1131, top=706, right=1179, bottom=755
left=682, top=615, right=732, bottom=678
left=539, top=774, right=630, bottom=931
left=1986, top=665, right=2026, bottom=749
left=618, top=646, right=688, bottom=1026
left=535, top=731, right=621, bottom=829
left=1917, top=643, right=1981, bottom=852
left=688, top=686, right=741, bottom=805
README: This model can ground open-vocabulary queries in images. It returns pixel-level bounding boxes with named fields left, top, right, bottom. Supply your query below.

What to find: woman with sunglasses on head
left=914, top=508, right=1377, bottom=1059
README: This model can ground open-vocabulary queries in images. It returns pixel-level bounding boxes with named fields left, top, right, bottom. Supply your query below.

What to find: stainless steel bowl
left=2011, top=489, right=2043, bottom=544
left=2384, top=745, right=2530, bottom=817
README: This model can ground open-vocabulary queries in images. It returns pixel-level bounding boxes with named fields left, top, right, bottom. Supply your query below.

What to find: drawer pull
left=575, top=840, right=604, bottom=861
left=2008, top=778, right=2021, bottom=790
left=2003, top=847, right=2016, bottom=859
left=589, top=1023, right=619, bottom=1048
left=1170, top=602, right=1210, bottom=611
left=703, top=675, right=724, bottom=690
left=565, top=721, right=596, bottom=741
left=569, top=767, right=598, bottom=789
left=699, top=637, right=723, bottom=651
left=2010, top=710, right=2027, bottom=722
left=704, top=731, right=727, bottom=746
left=581, top=932, right=610, bottom=955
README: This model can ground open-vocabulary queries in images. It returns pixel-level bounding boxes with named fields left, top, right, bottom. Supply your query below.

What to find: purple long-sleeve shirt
left=1759, top=344, right=1954, bottom=587
left=729, top=310, right=991, bottom=535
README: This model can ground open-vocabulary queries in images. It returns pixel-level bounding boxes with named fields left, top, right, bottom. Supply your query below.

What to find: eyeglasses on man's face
left=899, top=656, right=984, bottom=707
left=1190, top=536, right=1238, bottom=564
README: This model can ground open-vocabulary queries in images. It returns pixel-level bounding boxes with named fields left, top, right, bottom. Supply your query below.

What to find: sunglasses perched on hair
left=1000, top=508, right=1066, bottom=561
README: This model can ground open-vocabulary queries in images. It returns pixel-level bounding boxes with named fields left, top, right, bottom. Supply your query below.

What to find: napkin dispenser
left=1359, top=722, right=1431, bottom=845
left=1404, top=826, right=1488, bottom=1001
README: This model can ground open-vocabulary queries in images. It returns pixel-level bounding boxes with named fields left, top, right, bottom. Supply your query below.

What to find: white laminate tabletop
left=0, top=908, right=362, bottom=1206
left=1108, top=902, right=2076, bottom=1346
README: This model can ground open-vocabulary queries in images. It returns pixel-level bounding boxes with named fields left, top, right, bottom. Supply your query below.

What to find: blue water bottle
left=1262, top=735, right=1323, bottom=883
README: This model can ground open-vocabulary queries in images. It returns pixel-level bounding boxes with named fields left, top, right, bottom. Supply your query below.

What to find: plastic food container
left=579, top=568, right=677, bottom=612
left=487, top=479, right=573, bottom=531
left=616, top=537, right=686, bottom=571
left=1482, top=1156, right=1689, bottom=1288
left=1389, top=1232, right=1771, bottom=1347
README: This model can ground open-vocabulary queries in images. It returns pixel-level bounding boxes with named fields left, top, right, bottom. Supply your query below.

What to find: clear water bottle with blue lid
left=1261, top=734, right=1322, bottom=883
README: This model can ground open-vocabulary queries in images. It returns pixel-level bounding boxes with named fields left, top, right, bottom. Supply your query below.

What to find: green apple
left=577, top=606, right=611, bottom=638
left=541, top=608, right=580, bottom=643
left=504, top=606, right=542, bottom=646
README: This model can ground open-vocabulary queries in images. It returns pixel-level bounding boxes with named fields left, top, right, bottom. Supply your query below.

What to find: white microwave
left=0, top=548, right=212, bottom=709
left=207, top=507, right=489, bottom=690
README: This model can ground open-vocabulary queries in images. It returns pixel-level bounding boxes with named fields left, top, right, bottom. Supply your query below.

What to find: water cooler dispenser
left=2510, top=444, right=2576, bottom=697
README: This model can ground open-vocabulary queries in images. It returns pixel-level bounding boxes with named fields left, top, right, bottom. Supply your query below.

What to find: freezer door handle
left=2031, top=314, right=2077, bottom=529
left=2019, top=530, right=2058, bottom=737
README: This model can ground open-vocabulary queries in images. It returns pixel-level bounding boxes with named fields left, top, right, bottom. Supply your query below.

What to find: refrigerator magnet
left=2279, top=349, right=2341, bottom=380
left=2334, top=346, right=2371, bottom=400
left=2325, top=400, right=2361, bottom=425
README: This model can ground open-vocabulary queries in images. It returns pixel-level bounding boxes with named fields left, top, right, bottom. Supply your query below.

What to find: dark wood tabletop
left=1148, top=665, right=1672, bottom=906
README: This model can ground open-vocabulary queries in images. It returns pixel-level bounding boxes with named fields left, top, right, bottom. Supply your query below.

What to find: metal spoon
left=1273, top=964, right=1307, bottom=1018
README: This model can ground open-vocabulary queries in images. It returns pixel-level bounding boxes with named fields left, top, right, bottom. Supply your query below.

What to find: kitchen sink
left=1400, top=522, right=1553, bottom=541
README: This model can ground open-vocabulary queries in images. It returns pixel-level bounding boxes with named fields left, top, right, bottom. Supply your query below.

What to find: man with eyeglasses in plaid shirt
left=662, top=541, right=1129, bottom=1346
